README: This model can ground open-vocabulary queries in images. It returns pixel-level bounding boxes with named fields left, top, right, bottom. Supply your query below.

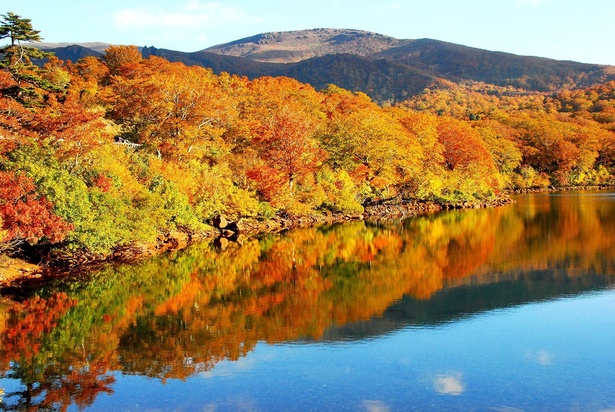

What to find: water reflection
left=433, top=372, right=465, bottom=396
left=0, top=191, right=614, bottom=410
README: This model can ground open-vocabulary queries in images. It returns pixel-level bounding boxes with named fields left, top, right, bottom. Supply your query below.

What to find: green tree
left=0, top=12, right=54, bottom=102
left=0, top=11, right=42, bottom=45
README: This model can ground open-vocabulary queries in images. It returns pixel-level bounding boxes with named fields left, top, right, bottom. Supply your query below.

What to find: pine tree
left=0, top=12, right=55, bottom=103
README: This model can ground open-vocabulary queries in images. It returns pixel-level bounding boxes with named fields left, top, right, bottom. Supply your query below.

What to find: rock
left=167, top=230, right=189, bottom=249
left=227, top=218, right=253, bottom=233
left=0, top=256, right=42, bottom=287
left=212, top=215, right=228, bottom=229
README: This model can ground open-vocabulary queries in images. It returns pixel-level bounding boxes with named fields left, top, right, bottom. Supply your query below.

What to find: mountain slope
left=140, top=46, right=439, bottom=104
left=279, top=53, right=439, bottom=104
left=141, top=47, right=278, bottom=78
left=372, top=38, right=609, bottom=90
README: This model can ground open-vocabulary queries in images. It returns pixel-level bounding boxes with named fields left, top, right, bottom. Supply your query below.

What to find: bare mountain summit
left=204, top=28, right=405, bottom=63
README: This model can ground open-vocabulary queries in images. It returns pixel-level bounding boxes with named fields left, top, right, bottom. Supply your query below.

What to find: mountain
left=204, top=28, right=405, bottom=63
left=42, top=29, right=615, bottom=104
left=203, top=29, right=613, bottom=91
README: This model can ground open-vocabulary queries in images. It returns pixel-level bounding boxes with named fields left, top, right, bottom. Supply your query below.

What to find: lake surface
left=1, top=191, right=614, bottom=411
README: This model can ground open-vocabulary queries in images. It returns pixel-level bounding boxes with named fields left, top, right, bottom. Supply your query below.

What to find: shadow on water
left=0, top=190, right=614, bottom=410
left=320, top=270, right=614, bottom=341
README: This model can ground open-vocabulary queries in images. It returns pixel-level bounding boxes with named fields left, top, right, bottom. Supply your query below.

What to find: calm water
left=1, top=191, right=614, bottom=411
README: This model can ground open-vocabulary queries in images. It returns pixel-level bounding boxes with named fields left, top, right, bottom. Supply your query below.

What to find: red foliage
left=246, top=165, right=288, bottom=201
left=437, top=117, right=496, bottom=171
left=1, top=293, right=77, bottom=360
left=0, top=171, right=73, bottom=245
left=92, top=173, right=113, bottom=192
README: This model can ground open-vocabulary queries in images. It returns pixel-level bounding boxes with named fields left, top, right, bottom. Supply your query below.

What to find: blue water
left=38, top=290, right=608, bottom=412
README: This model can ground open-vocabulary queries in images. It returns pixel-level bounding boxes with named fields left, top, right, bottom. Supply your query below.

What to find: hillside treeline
left=1, top=44, right=615, bottom=255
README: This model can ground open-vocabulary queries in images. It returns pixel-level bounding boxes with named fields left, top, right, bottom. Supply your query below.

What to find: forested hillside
left=1, top=14, right=615, bottom=260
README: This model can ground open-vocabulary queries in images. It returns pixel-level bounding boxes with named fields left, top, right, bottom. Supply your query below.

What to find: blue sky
left=3, top=0, right=615, bottom=65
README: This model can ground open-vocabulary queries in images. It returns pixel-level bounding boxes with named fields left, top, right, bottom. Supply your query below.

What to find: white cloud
left=363, top=400, right=391, bottom=412
left=113, top=1, right=262, bottom=31
left=433, top=372, right=465, bottom=396
left=525, top=349, right=555, bottom=365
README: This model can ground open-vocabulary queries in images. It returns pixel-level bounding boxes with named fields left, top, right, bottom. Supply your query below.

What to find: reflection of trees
left=1, top=359, right=115, bottom=412
left=488, top=193, right=615, bottom=275
left=1, top=192, right=614, bottom=408
left=0, top=294, right=116, bottom=411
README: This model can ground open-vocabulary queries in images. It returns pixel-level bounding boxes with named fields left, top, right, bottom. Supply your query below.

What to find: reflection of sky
left=197, top=351, right=275, bottom=379
left=433, top=372, right=465, bottom=395
left=0, top=378, right=25, bottom=407
left=525, top=349, right=555, bottom=365
left=83, top=290, right=615, bottom=411
left=362, top=400, right=391, bottom=412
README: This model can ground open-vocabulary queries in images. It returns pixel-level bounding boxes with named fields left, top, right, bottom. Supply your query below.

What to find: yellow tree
left=387, top=108, right=445, bottom=198
left=436, top=116, right=501, bottom=198
left=321, top=86, right=423, bottom=198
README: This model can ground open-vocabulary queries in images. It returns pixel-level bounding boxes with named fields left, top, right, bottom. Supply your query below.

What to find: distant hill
left=40, top=29, right=615, bottom=104
left=140, top=47, right=277, bottom=78
left=45, top=44, right=103, bottom=62
left=34, top=42, right=110, bottom=54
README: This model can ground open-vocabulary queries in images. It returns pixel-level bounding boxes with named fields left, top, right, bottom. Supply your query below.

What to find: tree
left=321, top=87, right=423, bottom=197
left=0, top=170, right=72, bottom=249
left=435, top=117, right=501, bottom=198
left=0, top=12, right=42, bottom=47
left=253, top=105, right=323, bottom=191
left=0, top=12, right=54, bottom=102
left=102, top=45, right=142, bottom=76
left=109, top=57, right=236, bottom=162
left=239, top=77, right=327, bottom=212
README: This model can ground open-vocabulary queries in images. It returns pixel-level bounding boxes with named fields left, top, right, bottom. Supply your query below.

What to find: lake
left=1, top=191, right=614, bottom=411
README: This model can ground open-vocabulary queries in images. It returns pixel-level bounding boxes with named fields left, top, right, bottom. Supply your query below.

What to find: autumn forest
left=1, top=12, right=615, bottom=259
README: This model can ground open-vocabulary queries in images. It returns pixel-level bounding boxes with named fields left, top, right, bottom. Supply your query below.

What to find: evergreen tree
left=0, top=12, right=55, bottom=103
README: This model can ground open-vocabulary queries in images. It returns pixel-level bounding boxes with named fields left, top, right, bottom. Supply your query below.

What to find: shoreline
left=1, top=185, right=613, bottom=289
left=509, top=184, right=615, bottom=195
